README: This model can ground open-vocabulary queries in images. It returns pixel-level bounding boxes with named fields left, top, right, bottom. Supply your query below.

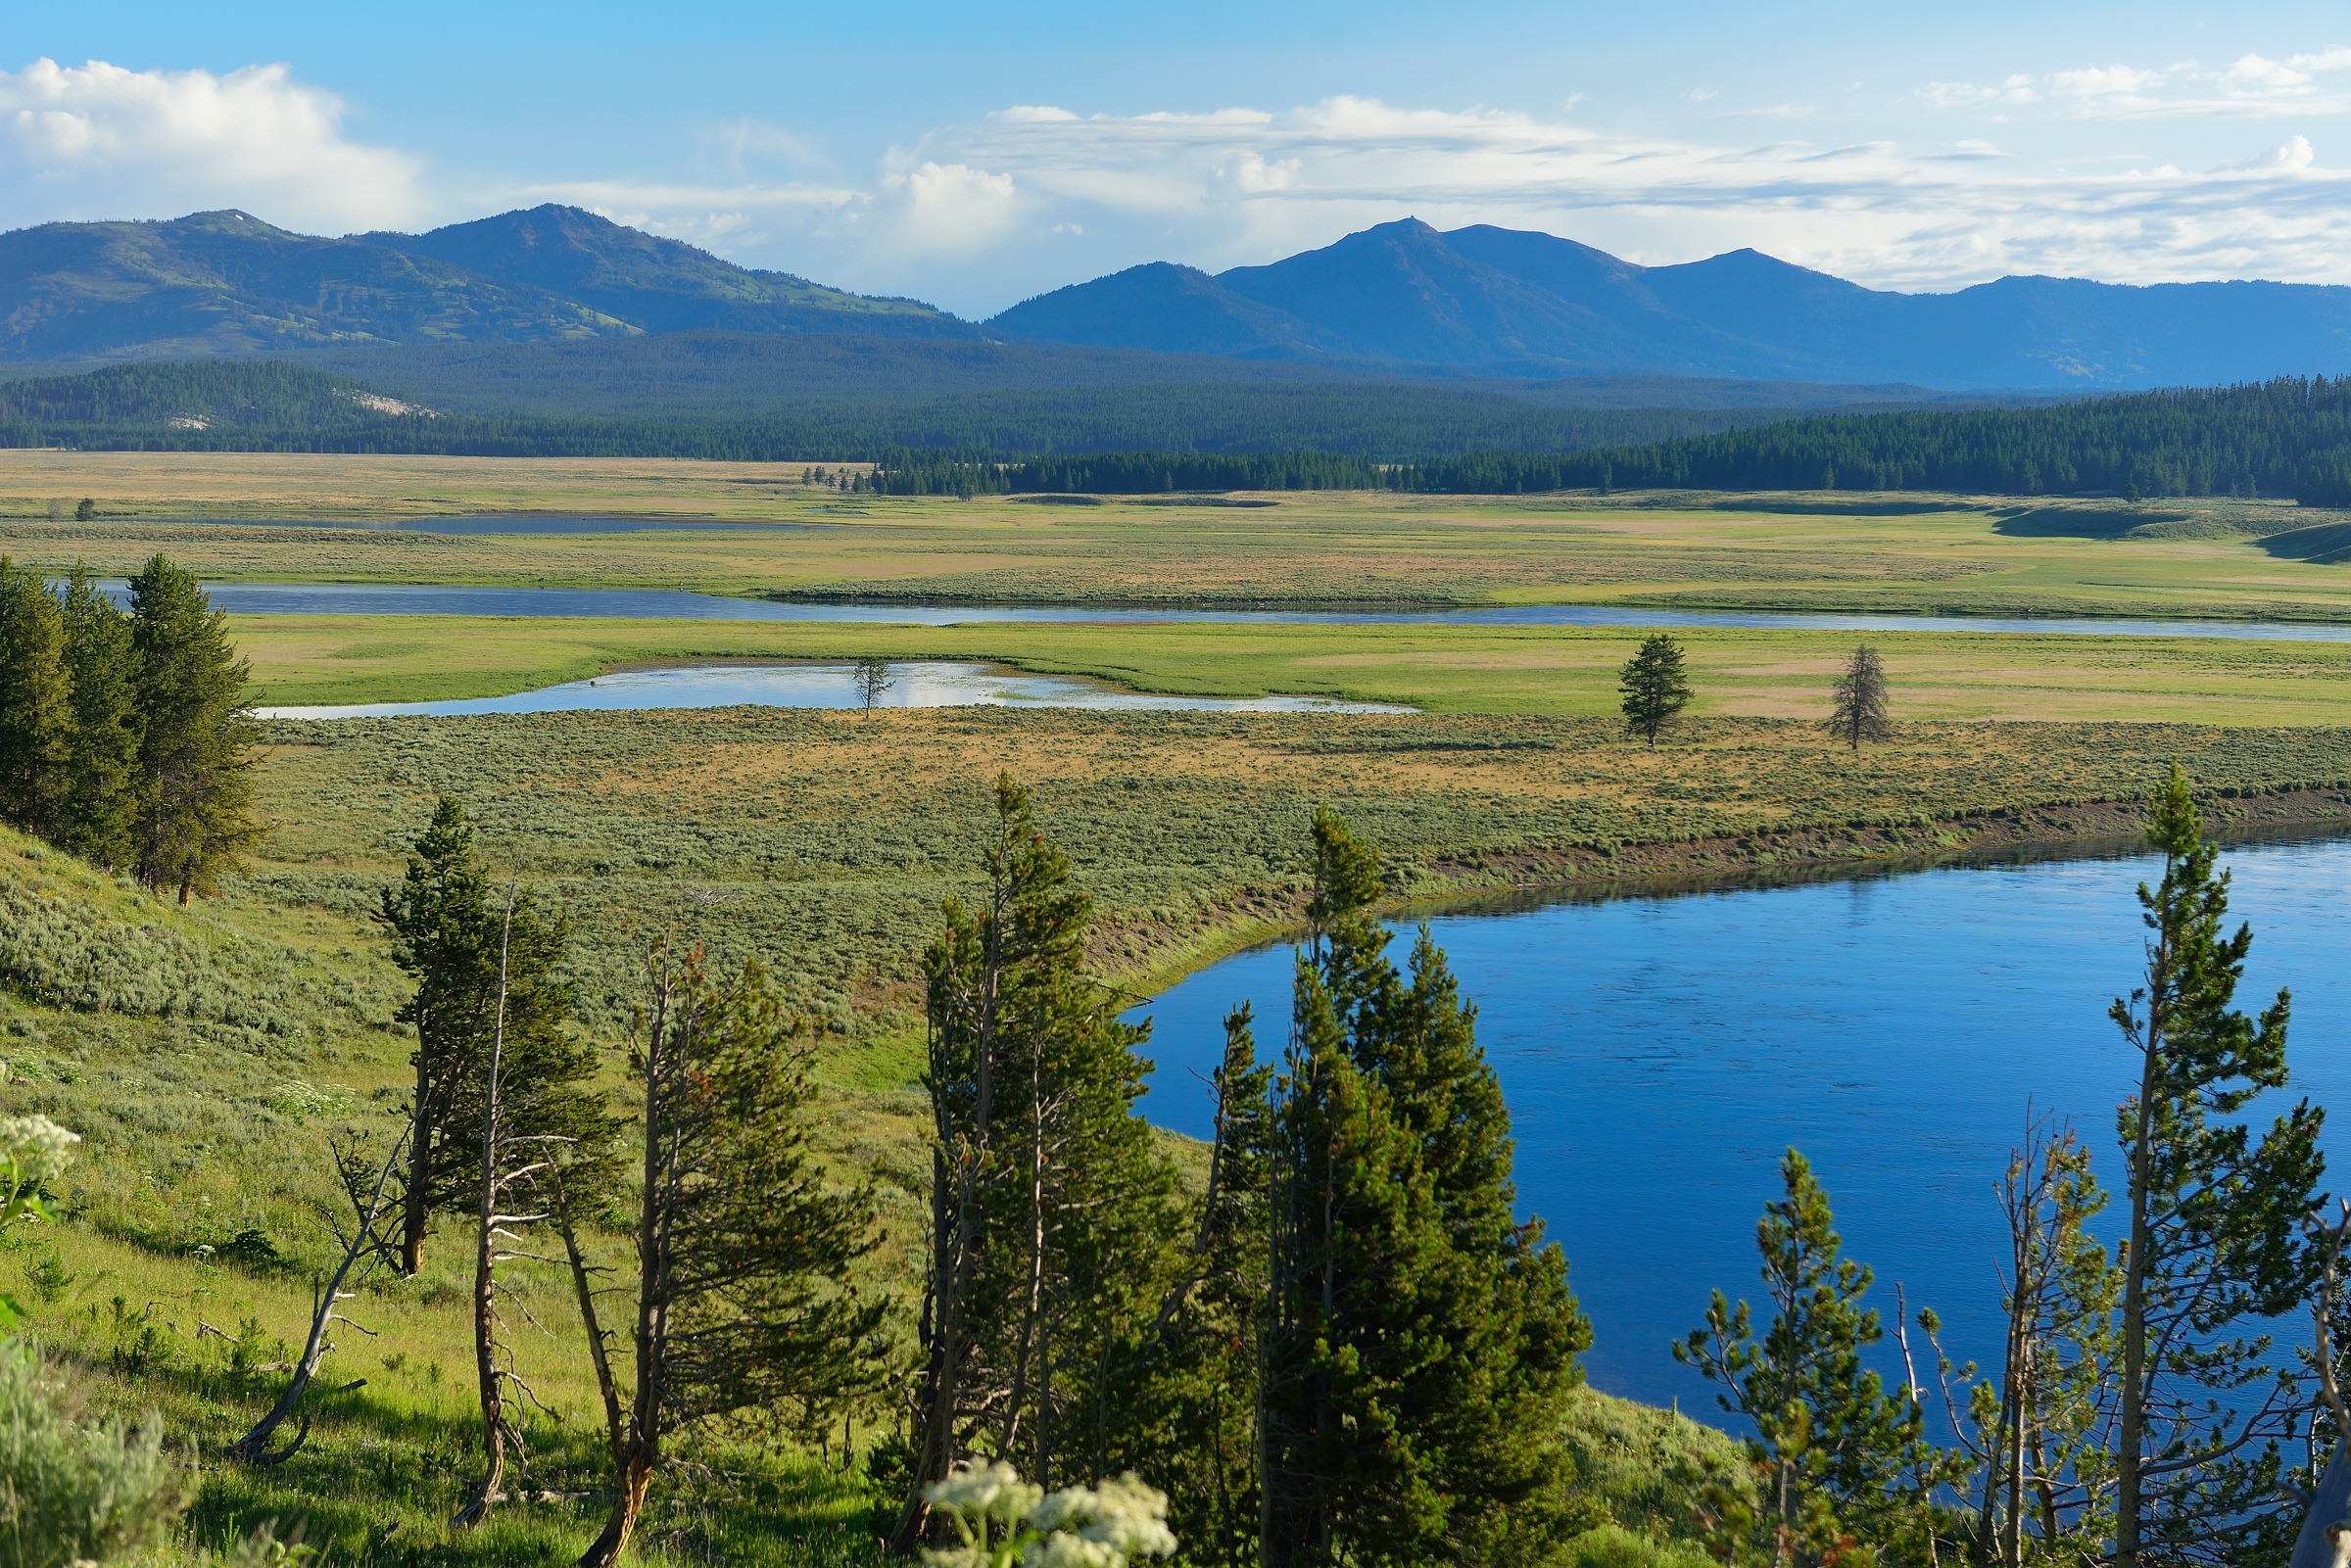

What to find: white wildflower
left=1026, top=1474, right=1176, bottom=1564
left=0, top=1116, right=79, bottom=1187
left=928, top=1457, right=1044, bottom=1525
left=1023, top=1535, right=1122, bottom=1568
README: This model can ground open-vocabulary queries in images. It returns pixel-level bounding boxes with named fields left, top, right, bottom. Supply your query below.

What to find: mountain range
left=5, top=204, right=2348, bottom=393
left=0, top=205, right=977, bottom=361
left=989, top=218, right=2351, bottom=390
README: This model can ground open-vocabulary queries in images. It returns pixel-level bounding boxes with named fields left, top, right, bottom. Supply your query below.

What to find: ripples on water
left=1128, top=833, right=2351, bottom=1405
left=255, top=661, right=1415, bottom=718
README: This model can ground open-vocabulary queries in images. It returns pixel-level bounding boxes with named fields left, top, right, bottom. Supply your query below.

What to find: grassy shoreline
left=227, top=612, right=2351, bottom=725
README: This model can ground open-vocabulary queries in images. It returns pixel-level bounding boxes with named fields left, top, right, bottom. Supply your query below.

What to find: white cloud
left=0, top=57, right=427, bottom=232
left=870, top=92, right=2351, bottom=300
left=1924, top=53, right=2351, bottom=120
left=877, top=161, right=1019, bottom=255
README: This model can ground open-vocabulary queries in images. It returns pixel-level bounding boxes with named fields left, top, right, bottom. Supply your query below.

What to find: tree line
left=0, top=554, right=261, bottom=902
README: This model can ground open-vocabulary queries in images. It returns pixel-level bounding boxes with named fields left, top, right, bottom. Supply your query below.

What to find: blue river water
left=1125, top=832, right=2351, bottom=1408
left=88, top=580, right=2351, bottom=641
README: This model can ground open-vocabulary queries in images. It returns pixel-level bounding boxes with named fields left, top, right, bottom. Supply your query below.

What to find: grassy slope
left=9, top=453, right=2351, bottom=624
left=0, top=796, right=1742, bottom=1563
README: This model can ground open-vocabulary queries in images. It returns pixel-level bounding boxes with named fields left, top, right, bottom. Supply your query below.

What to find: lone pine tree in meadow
left=1827, top=643, right=1893, bottom=751
left=1619, top=633, right=1693, bottom=746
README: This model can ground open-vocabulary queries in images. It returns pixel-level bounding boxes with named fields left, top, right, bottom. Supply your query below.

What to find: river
left=91, top=580, right=2351, bottom=642
left=1126, top=831, right=2351, bottom=1408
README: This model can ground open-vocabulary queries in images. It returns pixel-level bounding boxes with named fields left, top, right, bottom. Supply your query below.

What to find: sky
left=8, top=0, right=2351, bottom=318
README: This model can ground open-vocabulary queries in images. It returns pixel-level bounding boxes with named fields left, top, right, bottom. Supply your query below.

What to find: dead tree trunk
left=452, top=888, right=518, bottom=1531
left=229, top=1124, right=410, bottom=1464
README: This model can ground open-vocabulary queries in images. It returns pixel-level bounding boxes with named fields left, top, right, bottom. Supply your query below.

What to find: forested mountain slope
left=0, top=206, right=976, bottom=362
left=0, top=356, right=1869, bottom=459
left=991, top=217, right=2351, bottom=390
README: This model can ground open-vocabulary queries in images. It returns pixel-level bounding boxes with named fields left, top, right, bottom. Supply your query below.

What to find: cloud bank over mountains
left=6, top=45, right=2351, bottom=316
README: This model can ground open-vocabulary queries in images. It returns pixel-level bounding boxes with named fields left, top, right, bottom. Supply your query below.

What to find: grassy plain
left=9, top=451, right=2351, bottom=622
left=231, top=612, right=2351, bottom=724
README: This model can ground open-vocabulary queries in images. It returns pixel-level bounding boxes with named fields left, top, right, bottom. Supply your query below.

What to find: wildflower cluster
left=922, top=1460, right=1175, bottom=1568
left=0, top=1114, right=78, bottom=1221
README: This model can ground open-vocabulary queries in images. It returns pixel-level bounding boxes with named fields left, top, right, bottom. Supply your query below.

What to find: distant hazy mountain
left=0, top=205, right=978, bottom=362
left=989, top=218, right=2351, bottom=390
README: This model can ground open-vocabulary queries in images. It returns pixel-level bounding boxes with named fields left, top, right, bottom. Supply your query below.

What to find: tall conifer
left=1262, top=808, right=1589, bottom=1568
left=1104, top=1004, right=1275, bottom=1567
left=126, top=555, right=261, bottom=902
left=55, top=567, right=140, bottom=870
left=0, top=557, right=72, bottom=838
left=2110, top=766, right=2324, bottom=1567
left=893, top=777, right=1180, bottom=1550
left=377, top=796, right=609, bottom=1276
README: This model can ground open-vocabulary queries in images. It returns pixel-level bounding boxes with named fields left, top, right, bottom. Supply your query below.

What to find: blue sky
left=10, top=1, right=2351, bottom=315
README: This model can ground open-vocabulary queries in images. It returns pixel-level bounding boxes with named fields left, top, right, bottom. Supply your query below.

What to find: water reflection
left=255, top=660, right=1416, bottom=719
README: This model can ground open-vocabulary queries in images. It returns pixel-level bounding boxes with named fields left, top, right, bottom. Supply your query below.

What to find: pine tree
left=376, top=796, right=609, bottom=1277
left=892, top=776, right=1181, bottom=1550
left=1828, top=644, right=1893, bottom=751
left=0, top=556, right=72, bottom=839
left=1677, top=1149, right=1944, bottom=1566
left=126, top=555, right=261, bottom=902
left=1262, top=808, right=1589, bottom=1568
left=563, top=948, right=888, bottom=1568
left=2110, top=766, right=2324, bottom=1568
left=1102, top=1003, right=1274, bottom=1568
left=1619, top=634, right=1694, bottom=746
left=55, top=567, right=141, bottom=870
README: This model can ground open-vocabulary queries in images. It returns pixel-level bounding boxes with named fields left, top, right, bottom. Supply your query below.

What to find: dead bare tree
left=452, top=885, right=567, bottom=1531
left=2292, top=1204, right=2351, bottom=1567
left=1917, top=1115, right=2118, bottom=1568
left=228, top=1122, right=412, bottom=1465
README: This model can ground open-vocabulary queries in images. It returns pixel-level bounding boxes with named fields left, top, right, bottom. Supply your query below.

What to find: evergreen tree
left=2110, top=767, right=2325, bottom=1568
left=55, top=567, right=140, bottom=870
left=1619, top=634, right=1694, bottom=746
left=1828, top=644, right=1893, bottom=751
left=1262, top=808, right=1590, bottom=1568
left=563, top=948, right=889, bottom=1568
left=0, top=556, right=72, bottom=839
left=893, top=776, right=1181, bottom=1550
left=1676, top=1150, right=1946, bottom=1567
left=1102, top=1003, right=1274, bottom=1568
left=126, top=555, right=261, bottom=902
left=376, top=796, right=609, bottom=1276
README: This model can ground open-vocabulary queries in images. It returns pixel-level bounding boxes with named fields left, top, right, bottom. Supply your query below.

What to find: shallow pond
left=1127, top=832, right=2351, bottom=1406
left=103, top=580, right=2351, bottom=641
left=254, top=660, right=1415, bottom=718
